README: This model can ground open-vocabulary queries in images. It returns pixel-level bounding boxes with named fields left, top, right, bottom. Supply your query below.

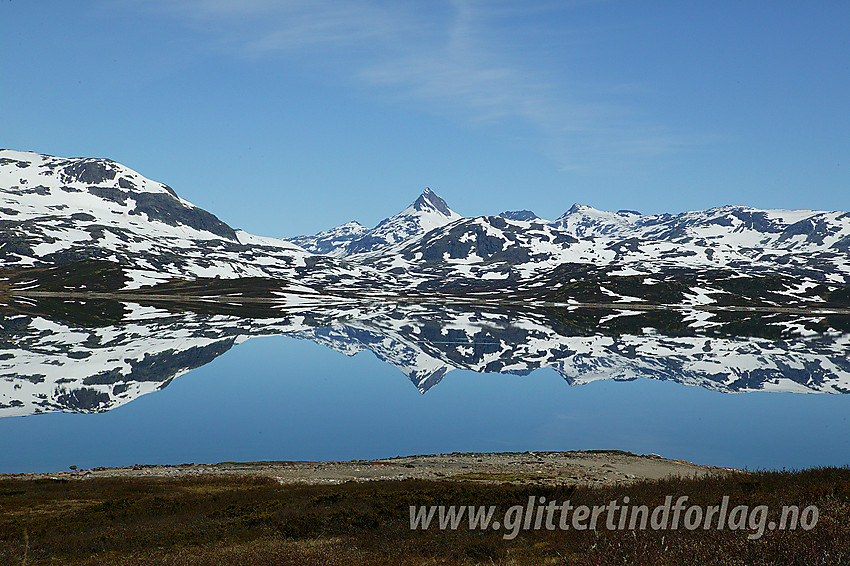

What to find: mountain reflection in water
left=2, top=297, right=849, bottom=417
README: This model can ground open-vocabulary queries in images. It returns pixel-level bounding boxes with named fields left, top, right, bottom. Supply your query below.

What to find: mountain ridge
left=285, top=186, right=462, bottom=257
left=0, top=149, right=378, bottom=289
left=3, top=149, right=850, bottom=296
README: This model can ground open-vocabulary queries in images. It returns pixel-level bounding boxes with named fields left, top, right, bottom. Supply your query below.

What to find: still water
left=1, top=301, right=849, bottom=473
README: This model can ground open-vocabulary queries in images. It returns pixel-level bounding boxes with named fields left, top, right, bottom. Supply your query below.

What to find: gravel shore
left=4, top=450, right=736, bottom=486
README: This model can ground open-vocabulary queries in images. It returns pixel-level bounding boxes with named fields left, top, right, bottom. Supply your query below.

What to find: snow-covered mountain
left=0, top=150, right=376, bottom=290
left=281, top=181, right=850, bottom=291
left=285, top=187, right=462, bottom=257
left=2, top=149, right=850, bottom=301
left=359, top=207, right=850, bottom=291
left=286, top=221, right=368, bottom=255
left=554, top=203, right=850, bottom=255
left=498, top=209, right=541, bottom=222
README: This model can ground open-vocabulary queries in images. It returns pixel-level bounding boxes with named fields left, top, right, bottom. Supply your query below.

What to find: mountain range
left=3, top=149, right=850, bottom=306
left=285, top=187, right=462, bottom=256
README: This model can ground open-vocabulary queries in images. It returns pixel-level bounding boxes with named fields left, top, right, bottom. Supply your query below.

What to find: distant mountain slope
left=359, top=208, right=850, bottom=289
left=2, top=149, right=849, bottom=417
left=285, top=187, right=462, bottom=257
left=286, top=221, right=368, bottom=255
left=498, top=210, right=541, bottom=221
left=281, top=182, right=850, bottom=289
left=554, top=203, right=850, bottom=255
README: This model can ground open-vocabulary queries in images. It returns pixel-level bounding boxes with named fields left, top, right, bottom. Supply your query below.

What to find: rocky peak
left=412, top=187, right=453, bottom=217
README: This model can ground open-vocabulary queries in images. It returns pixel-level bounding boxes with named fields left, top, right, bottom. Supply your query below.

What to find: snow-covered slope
left=282, top=189, right=850, bottom=291
left=286, top=187, right=462, bottom=257
left=4, top=149, right=849, bottom=417
left=359, top=206, right=850, bottom=290
left=498, top=209, right=541, bottom=221
left=553, top=204, right=642, bottom=238
left=555, top=203, right=850, bottom=256
left=286, top=221, right=368, bottom=255
left=0, top=150, right=375, bottom=289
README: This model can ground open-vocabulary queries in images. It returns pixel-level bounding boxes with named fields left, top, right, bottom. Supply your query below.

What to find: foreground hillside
left=1, top=460, right=847, bottom=565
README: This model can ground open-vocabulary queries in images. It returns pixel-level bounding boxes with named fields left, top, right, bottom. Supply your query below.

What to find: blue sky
left=2, top=1, right=848, bottom=236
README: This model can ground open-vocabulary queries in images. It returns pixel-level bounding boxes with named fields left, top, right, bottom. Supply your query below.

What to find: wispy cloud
left=125, top=0, right=695, bottom=171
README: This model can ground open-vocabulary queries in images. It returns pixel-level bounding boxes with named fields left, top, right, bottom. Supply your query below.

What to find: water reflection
left=2, top=297, right=849, bottom=417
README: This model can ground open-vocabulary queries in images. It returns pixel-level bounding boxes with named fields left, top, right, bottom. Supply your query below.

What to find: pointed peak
left=412, top=187, right=453, bottom=217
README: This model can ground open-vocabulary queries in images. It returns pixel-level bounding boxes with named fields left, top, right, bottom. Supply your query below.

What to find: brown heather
left=0, top=467, right=848, bottom=565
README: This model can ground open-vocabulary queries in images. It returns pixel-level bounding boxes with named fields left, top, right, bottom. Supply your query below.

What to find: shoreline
left=1, top=450, right=737, bottom=486
left=13, top=289, right=850, bottom=315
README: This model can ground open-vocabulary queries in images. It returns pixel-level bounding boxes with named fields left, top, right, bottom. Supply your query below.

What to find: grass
left=1, top=468, right=849, bottom=565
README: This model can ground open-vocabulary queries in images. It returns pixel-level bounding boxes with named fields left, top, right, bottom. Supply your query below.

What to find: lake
left=1, top=299, right=849, bottom=473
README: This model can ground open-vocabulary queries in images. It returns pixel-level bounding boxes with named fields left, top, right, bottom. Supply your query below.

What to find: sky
left=1, top=1, right=848, bottom=237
